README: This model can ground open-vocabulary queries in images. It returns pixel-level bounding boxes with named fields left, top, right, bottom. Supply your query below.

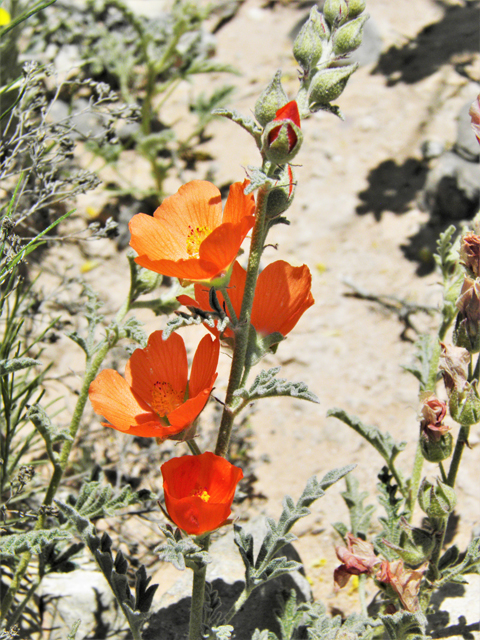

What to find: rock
left=427, top=573, right=480, bottom=639
left=455, top=99, right=480, bottom=163
left=143, top=517, right=312, bottom=640
left=422, top=150, right=480, bottom=220
left=37, top=562, right=129, bottom=639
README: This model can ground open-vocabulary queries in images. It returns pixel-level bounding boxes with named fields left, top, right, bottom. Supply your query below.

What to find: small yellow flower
left=0, top=7, right=11, bottom=26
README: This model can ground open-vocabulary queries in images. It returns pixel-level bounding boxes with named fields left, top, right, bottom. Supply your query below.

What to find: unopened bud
left=254, top=71, right=288, bottom=127
left=293, top=11, right=323, bottom=72
left=136, top=267, right=163, bottom=295
left=346, top=0, right=366, bottom=18
left=323, top=0, right=349, bottom=28
left=262, top=101, right=302, bottom=164
left=265, top=164, right=296, bottom=218
left=308, top=64, right=357, bottom=108
left=332, top=14, right=368, bottom=56
left=419, top=479, right=457, bottom=519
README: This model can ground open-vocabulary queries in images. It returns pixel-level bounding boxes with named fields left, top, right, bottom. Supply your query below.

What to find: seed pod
left=419, top=479, right=457, bottom=518
left=323, top=0, right=349, bottom=28
left=420, top=430, right=453, bottom=463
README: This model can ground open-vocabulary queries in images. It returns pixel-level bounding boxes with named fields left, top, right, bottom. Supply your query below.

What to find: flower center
left=191, top=486, right=211, bottom=502
left=186, top=225, right=212, bottom=258
left=151, top=381, right=183, bottom=417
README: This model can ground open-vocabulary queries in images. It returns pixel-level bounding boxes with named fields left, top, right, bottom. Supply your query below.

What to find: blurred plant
left=26, top=0, right=237, bottom=200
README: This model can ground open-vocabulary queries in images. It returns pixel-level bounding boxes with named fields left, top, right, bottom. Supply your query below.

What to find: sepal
left=308, top=64, right=358, bottom=110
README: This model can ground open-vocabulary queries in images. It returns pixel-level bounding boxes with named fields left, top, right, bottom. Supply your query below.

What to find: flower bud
left=460, top=232, right=480, bottom=278
left=419, top=479, right=457, bottom=519
left=254, top=71, right=288, bottom=127
left=420, top=395, right=450, bottom=442
left=454, top=277, right=480, bottom=352
left=448, top=381, right=480, bottom=427
left=293, top=7, right=329, bottom=72
left=420, top=429, right=453, bottom=462
left=265, top=164, right=296, bottom=218
left=346, top=0, right=366, bottom=18
left=332, top=14, right=368, bottom=56
left=323, top=0, right=349, bottom=28
left=262, top=101, right=302, bottom=164
left=308, top=64, right=357, bottom=109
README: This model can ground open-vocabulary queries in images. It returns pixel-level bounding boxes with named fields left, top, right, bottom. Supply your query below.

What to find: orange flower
left=178, top=260, right=314, bottom=339
left=161, top=452, right=243, bottom=535
left=128, top=180, right=256, bottom=283
left=89, top=331, right=219, bottom=440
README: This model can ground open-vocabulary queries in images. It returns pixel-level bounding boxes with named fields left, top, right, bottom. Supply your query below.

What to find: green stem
left=220, top=287, right=238, bottom=325
left=447, top=424, right=470, bottom=487
left=406, top=440, right=424, bottom=520
left=358, top=574, right=367, bottom=617
left=224, top=586, right=250, bottom=624
left=188, top=439, right=202, bottom=456
left=214, top=183, right=271, bottom=458
left=188, top=535, right=210, bottom=640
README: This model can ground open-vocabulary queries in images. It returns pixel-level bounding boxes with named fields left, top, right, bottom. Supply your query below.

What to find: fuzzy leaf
left=434, top=224, right=460, bottom=281
left=0, top=529, right=72, bottom=558
left=402, top=334, right=435, bottom=392
left=244, top=167, right=275, bottom=193
left=155, top=526, right=211, bottom=571
left=0, top=357, right=40, bottom=375
left=212, top=626, right=235, bottom=640
left=27, top=404, right=73, bottom=464
left=380, top=610, right=426, bottom=639
left=438, top=536, right=480, bottom=585
left=236, top=367, right=319, bottom=404
left=122, top=317, right=148, bottom=348
left=235, top=465, right=354, bottom=592
left=212, top=108, right=262, bottom=141
left=68, top=480, right=154, bottom=520
left=340, top=474, right=375, bottom=539
left=163, top=312, right=229, bottom=340
left=374, top=467, right=404, bottom=557
left=327, top=408, right=406, bottom=467
left=66, top=330, right=89, bottom=355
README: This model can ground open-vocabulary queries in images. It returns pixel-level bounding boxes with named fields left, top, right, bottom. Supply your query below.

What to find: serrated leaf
left=438, top=545, right=459, bottom=572
left=122, top=317, right=148, bottom=348
left=340, top=474, right=375, bottom=539
left=212, top=108, right=262, bottom=142
left=244, top=167, right=275, bottom=193
left=27, top=404, right=73, bottom=464
left=237, top=367, right=319, bottom=404
left=380, top=610, right=426, bottom=639
left=212, top=625, right=235, bottom=640
left=0, top=357, right=40, bottom=375
left=402, top=334, right=434, bottom=392
left=327, top=408, right=406, bottom=468
left=162, top=312, right=229, bottom=340
left=0, top=529, right=72, bottom=558
left=66, top=330, right=89, bottom=355
left=154, top=527, right=210, bottom=571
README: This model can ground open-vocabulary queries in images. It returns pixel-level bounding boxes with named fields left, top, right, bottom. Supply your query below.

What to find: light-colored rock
left=427, top=573, right=480, bottom=639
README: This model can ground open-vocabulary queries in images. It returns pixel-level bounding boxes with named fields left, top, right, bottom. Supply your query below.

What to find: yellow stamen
left=186, top=225, right=212, bottom=258
left=151, top=381, right=183, bottom=417
left=191, top=487, right=211, bottom=502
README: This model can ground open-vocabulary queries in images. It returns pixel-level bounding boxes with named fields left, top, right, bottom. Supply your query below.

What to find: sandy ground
left=33, top=0, right=480, bottom=628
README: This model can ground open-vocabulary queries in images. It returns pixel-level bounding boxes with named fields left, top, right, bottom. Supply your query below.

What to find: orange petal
left=225, top=261, right=247, bottom=317
left=168, top=386, right=215, bottom=429
left=102, top=420, right=168, bottom=438
left=155, top=181, right=222, bottom=230
left=199, top=218, right=254, bottom=273
left=252, top=261, right=314, bottom=336
left=222, top=180, right=256, bottom=225
left=126, top=331, right=188, bottom=406
left=134, top=255, right=220, bottom=281
left=89, top=369, right=158, bottom=431
left=129, top=213, right=186, bottom=262
left=189, top=335, right=220, bottom=397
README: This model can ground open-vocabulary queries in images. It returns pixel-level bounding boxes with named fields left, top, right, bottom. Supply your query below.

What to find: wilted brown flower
left=460, top=232, right=480, bottom=278
left=455, top=277, right=480, bottom=349
left=469, top=94, right=480, bottom=144
left=439, top=342, right=470, bottom=395
left=420, top=395, right=450, bottom=442
left=376, top=559, right=427, bottom=613
left=334, top=533, right=381, bottom=589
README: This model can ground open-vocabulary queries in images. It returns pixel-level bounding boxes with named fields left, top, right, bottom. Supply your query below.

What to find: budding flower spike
left=161, top=452, right=243, bottom=536
left=178, top=259, right=314, bottom=340
left=128, top=180, right=255, bottom=284
left=89, top=331, right=219, bottom=440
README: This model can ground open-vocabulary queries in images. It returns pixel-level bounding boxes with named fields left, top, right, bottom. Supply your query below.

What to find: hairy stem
left=215, top=184, right=270, bottom=458
left=447, top=424, right=470, bottom=487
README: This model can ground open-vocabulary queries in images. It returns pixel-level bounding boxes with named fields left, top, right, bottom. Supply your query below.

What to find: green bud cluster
left=419, top=479, right=457, bottom=519
left=291, top=1, right=367, bottom=114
